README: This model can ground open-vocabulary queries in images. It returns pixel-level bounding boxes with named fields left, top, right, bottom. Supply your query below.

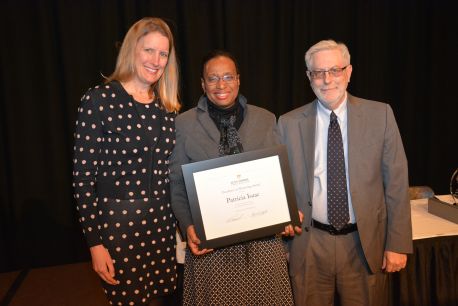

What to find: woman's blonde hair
left=106, top=17, right=180, bottom=112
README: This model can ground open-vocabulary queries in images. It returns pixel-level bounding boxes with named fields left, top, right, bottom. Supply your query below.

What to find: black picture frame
left=182, top=145, right=300, bottom=249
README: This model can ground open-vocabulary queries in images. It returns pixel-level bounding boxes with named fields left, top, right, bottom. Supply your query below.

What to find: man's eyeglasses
left=205, top=74, right=237, bottom=85
left=307, top=66, right=348, bottom=80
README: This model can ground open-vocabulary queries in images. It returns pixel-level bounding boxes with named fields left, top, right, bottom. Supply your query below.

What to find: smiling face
left=132, top=31, right=170, bottom=88
left=201, top=56, right=240, bottom=109
left=307, top=49, right=352, bottom=110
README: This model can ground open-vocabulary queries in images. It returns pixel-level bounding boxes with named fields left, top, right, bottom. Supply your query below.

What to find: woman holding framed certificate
left=170, top=50, right=295, bottom=305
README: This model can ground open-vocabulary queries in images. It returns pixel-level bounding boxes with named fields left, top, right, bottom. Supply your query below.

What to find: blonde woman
left=73, top=17, right=180, bottom=305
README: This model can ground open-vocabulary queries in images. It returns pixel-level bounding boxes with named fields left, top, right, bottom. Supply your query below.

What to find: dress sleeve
left=72, top=91, right=103, bottom=247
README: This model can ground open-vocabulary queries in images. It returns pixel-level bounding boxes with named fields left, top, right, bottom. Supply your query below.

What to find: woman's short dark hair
left=201, top=50, right=240, bottom=77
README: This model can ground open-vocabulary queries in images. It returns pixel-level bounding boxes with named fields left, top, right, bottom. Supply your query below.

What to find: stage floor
left=0, top=262, right=108, bottom=306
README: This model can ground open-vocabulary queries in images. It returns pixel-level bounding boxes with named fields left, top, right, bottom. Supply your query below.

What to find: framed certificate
left=182, top=145, right=300, bottom=249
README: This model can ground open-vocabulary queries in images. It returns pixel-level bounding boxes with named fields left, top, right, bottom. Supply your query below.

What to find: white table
left=411, top=198, right=458, bottom=239
left=390, top=198, right=458, bottom=305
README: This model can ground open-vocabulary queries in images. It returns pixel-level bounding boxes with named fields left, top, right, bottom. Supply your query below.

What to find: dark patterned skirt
left=183, top=236, right=293, bottom=305
left=98, top=198, right=177, bottom=305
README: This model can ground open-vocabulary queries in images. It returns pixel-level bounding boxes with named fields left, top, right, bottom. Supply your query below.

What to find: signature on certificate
left=226, top=209, right=268, bottom=223
left=251, top=209, right=267, bottom=217
left=226, top=213, right=244, bottom=223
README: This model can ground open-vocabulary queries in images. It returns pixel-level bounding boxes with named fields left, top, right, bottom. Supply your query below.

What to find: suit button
left=308, top=201, right=312, bottom=206
left=304, top=227, right=309, bottom=232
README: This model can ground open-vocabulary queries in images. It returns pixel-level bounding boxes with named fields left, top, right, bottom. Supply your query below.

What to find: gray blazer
left=170, top=95, right=279, bottom=237
left=278, top=93, right=413, bottom=275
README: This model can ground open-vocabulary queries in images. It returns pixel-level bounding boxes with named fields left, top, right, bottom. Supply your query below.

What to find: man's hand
left=382, top=250, right=407, bottom=273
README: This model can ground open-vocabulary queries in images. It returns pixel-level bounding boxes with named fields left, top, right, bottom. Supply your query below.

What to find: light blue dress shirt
left=312, top=95, right=356, bottom=224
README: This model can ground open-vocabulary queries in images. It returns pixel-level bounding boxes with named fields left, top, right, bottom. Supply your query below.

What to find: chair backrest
left=409, top=186, right=434, bottom=200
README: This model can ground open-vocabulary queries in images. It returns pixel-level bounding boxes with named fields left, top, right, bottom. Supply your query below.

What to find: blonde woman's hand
left=90, top=244, right=118, bottom=285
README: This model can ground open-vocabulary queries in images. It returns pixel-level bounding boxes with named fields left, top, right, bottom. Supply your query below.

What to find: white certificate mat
left=182, top=145, right=299, bottom=249
left=194, top=155, right=291, bottom=240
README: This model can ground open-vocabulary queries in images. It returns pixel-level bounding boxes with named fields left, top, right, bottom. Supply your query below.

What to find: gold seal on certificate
left=182, top=145, right=300, bottom=249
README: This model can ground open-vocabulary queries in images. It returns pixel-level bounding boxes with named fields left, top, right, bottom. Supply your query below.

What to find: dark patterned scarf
left=207, top=97, right=244, bottom=156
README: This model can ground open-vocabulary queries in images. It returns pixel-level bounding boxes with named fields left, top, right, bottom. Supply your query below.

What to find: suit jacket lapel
left=196, top=99, right=220, bottom=146
left=299, top=101, right=317, bottom=199
left=347, top=94, right=364, bottom=192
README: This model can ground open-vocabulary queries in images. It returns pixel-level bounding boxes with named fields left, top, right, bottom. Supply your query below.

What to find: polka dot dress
left=73, top=81, right=177, bottom=305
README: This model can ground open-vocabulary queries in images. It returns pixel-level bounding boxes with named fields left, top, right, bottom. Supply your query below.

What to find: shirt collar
left=317, top=93, right=348, bottom=122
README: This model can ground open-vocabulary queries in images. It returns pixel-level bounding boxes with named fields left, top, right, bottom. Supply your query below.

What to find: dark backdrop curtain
left=0, top=0, right=456, bottom=272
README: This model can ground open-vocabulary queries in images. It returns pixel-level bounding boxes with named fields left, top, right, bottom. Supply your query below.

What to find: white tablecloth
left=411, top=198, right=458, bottom=240
left=175, top=198, right=458, bottom=258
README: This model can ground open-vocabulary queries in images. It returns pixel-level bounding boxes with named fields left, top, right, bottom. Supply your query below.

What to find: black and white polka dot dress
left=73, top=81, right=177, bottom=305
